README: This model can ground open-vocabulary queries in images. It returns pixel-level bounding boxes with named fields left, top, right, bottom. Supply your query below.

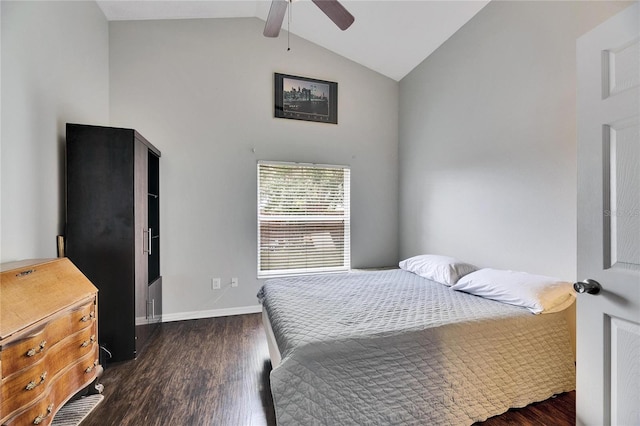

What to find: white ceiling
left=96, top=0, right=490, bottom=81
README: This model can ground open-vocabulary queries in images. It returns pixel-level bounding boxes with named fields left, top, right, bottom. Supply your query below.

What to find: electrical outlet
left=211, top=278, right=221, bottom=290
left=231, top=277, right=238, bottom=288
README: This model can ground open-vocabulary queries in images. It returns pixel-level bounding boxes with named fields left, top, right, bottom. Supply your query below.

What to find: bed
left=258, top=267, right=576, bottom=425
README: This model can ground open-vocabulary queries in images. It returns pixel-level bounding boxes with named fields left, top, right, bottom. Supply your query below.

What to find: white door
left=576, top=3, right=640, bottom=425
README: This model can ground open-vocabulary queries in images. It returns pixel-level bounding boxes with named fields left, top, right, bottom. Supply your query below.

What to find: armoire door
left=134, top=136, right=151, bottom=355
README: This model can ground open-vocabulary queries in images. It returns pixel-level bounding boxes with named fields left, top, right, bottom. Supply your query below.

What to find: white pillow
left=399, top=254, right=478, bottom=286
left=451, top=268, right=576, bottom=314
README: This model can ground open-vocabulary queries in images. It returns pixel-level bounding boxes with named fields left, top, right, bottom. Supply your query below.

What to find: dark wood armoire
left=65, top=123, right=161, bottom=362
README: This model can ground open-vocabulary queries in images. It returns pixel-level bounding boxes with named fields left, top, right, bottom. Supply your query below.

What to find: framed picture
left=274, top=73, right=338, bottom=124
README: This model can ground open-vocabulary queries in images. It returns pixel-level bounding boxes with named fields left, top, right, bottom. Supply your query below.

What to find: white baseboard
left=161, top=305, right=262, bottom=323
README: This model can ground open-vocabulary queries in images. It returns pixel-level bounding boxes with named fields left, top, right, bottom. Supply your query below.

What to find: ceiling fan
left=263, top=0, right=355, bottom=38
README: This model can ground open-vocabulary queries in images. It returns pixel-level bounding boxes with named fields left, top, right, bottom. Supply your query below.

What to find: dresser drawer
left=2, top=351, right=101, bottom=426
left=5, top=389, right=57, bottom=426
left=1, top=299, right=96, bottom=377
left=0, top=324, right=97, bottom=418
left=1, top=363, right=50, bottom=418
left=68, top=300, right=96, bottom=334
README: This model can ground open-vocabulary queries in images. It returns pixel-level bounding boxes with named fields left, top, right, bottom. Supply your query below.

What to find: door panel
left=609, top=317, right=640, bottom=425
left=604, top=38, right=639, bottom=98
left=604, top=118, right=640, bottom=270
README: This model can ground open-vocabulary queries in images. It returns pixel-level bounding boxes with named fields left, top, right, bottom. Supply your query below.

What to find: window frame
left=257, top=160, right=351, bottom=278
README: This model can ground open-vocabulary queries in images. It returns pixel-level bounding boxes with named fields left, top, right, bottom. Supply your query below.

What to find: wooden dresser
left=0, top=258, right=102, bottom=426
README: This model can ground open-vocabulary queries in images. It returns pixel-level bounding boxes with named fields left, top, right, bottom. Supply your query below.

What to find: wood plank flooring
left=82, top=314, right=575, bottom=425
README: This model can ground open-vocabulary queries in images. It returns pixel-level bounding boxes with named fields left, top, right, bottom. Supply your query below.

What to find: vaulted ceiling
left=96, top=0, right=490, bottom=81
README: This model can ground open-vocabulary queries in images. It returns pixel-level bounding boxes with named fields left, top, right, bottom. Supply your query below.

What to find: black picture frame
left=274, top=73, right=338, bottom=124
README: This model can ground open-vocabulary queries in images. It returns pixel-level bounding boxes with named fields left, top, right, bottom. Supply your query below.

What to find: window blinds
left=258, top=161, right=351, bottom=277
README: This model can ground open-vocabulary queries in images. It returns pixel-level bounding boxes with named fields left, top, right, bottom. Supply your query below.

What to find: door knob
left=573, top=279, right=602, bottom=295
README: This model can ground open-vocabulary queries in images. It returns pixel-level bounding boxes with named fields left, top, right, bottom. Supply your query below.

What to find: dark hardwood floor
left=82, top=314, right=575, bottom=425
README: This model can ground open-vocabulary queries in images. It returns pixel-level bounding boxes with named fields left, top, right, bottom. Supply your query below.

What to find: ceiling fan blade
left=311, top=0, right=355, bottom=31
left=264, top=0, right=289, bottom=37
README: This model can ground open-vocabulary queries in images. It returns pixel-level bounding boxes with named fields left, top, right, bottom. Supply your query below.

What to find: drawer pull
left=33, top=403, right=54, bottom=425
left=80, top=312, right=95, bottom=322
left=26, top=340, right=47, bottom=357
left=16, top=268, right=35, bottom=277
left=84, top=360, right=99, bottom=374
left=81, top=335, right=96, bottom=348
left=25, top=372, right=47, bottom=391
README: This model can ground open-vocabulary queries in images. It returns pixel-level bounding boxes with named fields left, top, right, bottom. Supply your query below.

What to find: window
left=258, top=161, right=350, bottom=277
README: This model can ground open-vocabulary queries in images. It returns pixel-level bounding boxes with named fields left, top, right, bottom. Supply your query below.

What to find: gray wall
left=109, top=18, right=399, bottom=318
left=1, top=1, right=109, bottom=262
left=398, top=1, right=630, bottom=280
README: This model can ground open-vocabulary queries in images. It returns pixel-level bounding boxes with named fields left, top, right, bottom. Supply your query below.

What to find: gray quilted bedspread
left=258, top=269, right=576, bottom=425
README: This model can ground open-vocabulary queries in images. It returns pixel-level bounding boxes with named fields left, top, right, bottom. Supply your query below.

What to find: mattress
left=258, top=269, right=576, bottom=425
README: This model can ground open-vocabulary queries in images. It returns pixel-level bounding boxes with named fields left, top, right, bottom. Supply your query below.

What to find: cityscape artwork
left=274, top=73, right=338, bottom=124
